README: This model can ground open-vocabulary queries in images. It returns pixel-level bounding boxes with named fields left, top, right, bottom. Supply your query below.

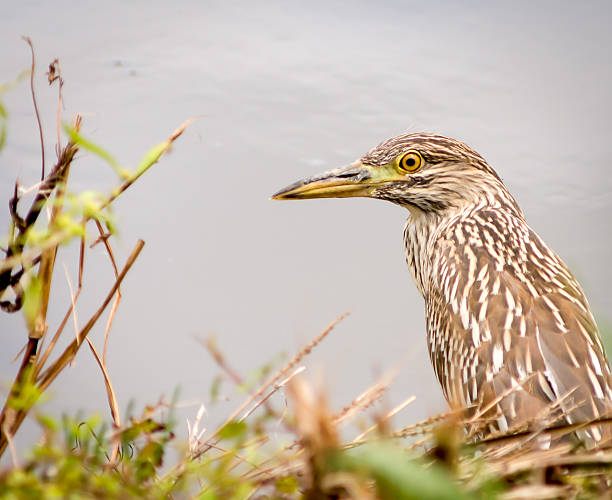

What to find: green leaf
left=0, top=69, right=29, bottom=94
left=37, top=414, right=58, bottom=431
left=327, top=444, right=473, bottom=500
left=139, top=442, right=164, bottom=467
left=210, top=375, right=223, bottom=404
left=195, top=491, right=218, bottom=500
left=62, top=123, right=122, bottom=175
left=0, top=101, right=7, bottom=152
left=22, top=274, right=42, bottom=332
left=275, top=475, right=299, bottom=494
left=218, top=421, right=247, bottom=441
left=135, top=141, right=168, bottom=176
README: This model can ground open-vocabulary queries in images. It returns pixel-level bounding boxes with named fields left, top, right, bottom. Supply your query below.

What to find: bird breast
left=403, top=201, right=612, bottom=436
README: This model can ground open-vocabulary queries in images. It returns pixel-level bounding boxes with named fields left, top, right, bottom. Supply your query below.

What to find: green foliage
left=0, top=412, right=174, bottom=499
left=22, top=275, right=43, bottom=332
left=0, top=101, right=7, bottom=152
left=0, top=69, right=29, bottom=153
left=0, top=63, right=200, bottom=498
left=3, top=408, right=508, bottom=499
left=218, top=421, right=248, bottom=441
left=327, top=443, right=472, bottom=500
left=63, top=123, right=124, bottom=177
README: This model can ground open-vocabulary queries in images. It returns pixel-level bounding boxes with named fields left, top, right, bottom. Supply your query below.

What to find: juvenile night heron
left=272, top=133, right=612, bottom=441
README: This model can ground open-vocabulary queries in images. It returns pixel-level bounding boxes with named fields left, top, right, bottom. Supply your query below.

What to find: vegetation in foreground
left=1, top=40, right=612, bottom=499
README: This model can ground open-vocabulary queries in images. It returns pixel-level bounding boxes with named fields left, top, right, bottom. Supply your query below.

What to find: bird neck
left=403, top=209, right=442, bottom=297
left=403, top=197, right=523, bottom=297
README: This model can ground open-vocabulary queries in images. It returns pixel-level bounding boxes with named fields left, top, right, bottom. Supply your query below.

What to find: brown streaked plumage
left=272, top=132, right=612, bottom=443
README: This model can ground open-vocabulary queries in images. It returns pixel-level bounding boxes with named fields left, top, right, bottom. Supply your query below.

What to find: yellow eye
left=398, top=151, right=423, bottom=173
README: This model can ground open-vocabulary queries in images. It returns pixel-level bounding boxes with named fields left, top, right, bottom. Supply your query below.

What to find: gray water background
left=1, top=1, right=611, bottom=450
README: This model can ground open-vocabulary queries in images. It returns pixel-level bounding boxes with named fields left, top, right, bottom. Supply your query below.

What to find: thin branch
left=46, top=58, right=63, bottom=153
left=63, top=264, right=80, bottom=345
left=200, top=335, right=244, bottom=386
left=34, top=235, right=84, bottom=379
left=0, top=137, right=79, bottom=297
left=86, top=337, right=121, bottom=428
left=92, top=220, right=123, bottom=365
left=100, top=118, right=196, bottom=211
left=22, top=37, right=45, bottom=180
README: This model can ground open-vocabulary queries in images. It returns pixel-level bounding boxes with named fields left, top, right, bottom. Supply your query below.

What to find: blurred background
left=1, top=1, right=611, bottom=448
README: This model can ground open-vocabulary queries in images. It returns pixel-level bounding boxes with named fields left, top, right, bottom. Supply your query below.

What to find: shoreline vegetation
left=1, top=42, right=611, bottom=499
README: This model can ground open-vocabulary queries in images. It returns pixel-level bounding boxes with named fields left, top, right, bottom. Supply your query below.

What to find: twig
left=63, top=264, right=80, bottom=345
left=94, top=220, right=121, bottom=365
left=0, top=137, right=79, bottom=301
left=100, top=118, right=196, bottom=211
left=37, top=240, right=145, bottom=392
left=86, top=338, right=121, bottom=426
left=201, top=335, right=244, bottom=386
left=22, top=37, right=45, bottom=180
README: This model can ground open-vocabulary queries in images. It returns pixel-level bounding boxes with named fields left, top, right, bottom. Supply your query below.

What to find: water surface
left=1, top=1, right=611, bottom=447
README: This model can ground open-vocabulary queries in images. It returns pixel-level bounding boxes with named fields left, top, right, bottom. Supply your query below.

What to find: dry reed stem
left=247, top=366, right=406, bottom=483
left=35, top=287, right=81, bottom=377
left=352, top=395, right=416, bottom=443
left=193, top=311, right=348, bottom=459
left=86, top=338, right=122, bottom=463
left=93, top=220, right=121, bottom=365
left=467, top=373, right=538, bottom=424
left=209, top=441, right=273, bottom=479
left=200, top=335, right=280, bottom=421
left=332, top=365, right=401, bottom=429
left=0, top=240, right=145, bottom=457
left=1, top=47, right=193, bottom=465
left=3, top=429, right=19, bottom=470
left=103, top=294, right=121, bottom=366
left=86, top=338, right=121, bottom=427
left=392, top=409, right=461, bottom=438
left=286, top=376, right=338, bottom=496
left=31, top=117, right=80, bottom=340
left=0, top=130, right=80, bottom=459
left=333, top=381, right=387, bottom=427
left=63, top=264, right=80, bottom=346
left=37, top=240, right=144, bottom=391
left=201, top=335, right=244, bottom=386
left=240, top=365, right=305, bottom=422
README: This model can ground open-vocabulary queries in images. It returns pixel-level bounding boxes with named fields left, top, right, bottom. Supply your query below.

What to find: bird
left=272, top=132, right=612, bottom=443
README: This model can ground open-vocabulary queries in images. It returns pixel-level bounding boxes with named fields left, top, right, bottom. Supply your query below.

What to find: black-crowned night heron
left=272, top=133, right=612, bottom=441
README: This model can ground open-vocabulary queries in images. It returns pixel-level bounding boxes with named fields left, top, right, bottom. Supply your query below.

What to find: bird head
left=272, top=133, right=518, bottom=215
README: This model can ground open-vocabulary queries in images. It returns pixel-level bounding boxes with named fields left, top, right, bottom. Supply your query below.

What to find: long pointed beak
left=271, top=162, right=377, bottom=200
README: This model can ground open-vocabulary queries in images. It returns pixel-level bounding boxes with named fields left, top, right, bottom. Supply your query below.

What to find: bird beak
left=271, top=162, right=378, bottom=200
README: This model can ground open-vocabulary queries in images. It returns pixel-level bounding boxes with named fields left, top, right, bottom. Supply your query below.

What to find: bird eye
left=398, top=151, right=423, bottom=173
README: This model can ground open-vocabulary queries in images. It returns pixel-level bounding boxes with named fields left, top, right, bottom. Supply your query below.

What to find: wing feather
left=426, top=207, right=612, bottom=439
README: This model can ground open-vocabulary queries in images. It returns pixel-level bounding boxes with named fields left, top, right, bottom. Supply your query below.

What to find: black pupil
left=405, top=157, right=416, bottom=167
